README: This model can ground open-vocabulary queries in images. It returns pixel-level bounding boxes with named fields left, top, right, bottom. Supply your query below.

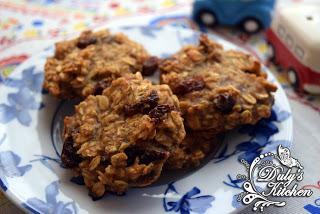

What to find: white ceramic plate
left=0, top=26, right=292, bottom=214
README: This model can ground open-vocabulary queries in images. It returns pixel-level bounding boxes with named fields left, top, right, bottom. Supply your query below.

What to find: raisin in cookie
left=62, top=73, right=185, bottom=199
left=160, top=35, right=277, bottom=133
left=44, top=29, right=158, bottom=99
left=165, top=131, right=222, bottom=170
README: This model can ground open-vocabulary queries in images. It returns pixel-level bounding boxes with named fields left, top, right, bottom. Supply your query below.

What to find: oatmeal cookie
left=165, top=131, right=222, bottom=170
left=44, top=29, right=158, bottom=99
left=160, top=35, right=277, bottom=132
left=62, top=73, right=185, bottom=199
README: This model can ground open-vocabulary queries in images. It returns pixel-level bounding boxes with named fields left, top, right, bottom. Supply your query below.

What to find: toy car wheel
left=288, top=68, right=300, bottom=89
left=197, top=10, right=217, bottom=27
left=241, top=18, right=262, bottom=34
left=267, top=42, right=277, bottom=63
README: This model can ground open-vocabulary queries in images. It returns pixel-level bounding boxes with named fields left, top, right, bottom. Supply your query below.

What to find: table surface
left=0, top=0, right=319, bottom=213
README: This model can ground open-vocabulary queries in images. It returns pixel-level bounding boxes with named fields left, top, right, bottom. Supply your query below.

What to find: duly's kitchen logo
left=236, top=145, right=313, bottom=212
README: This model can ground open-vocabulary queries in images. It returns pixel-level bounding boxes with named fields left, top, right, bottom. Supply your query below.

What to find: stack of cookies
left=43, top=29, right=277, bottom=200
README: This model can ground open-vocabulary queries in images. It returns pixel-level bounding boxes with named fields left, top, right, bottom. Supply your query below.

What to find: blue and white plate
left=0, top=26, right=292, bottom=214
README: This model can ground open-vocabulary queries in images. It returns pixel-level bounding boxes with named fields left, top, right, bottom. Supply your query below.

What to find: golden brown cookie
left=61, top=73, right=185, bottom=199
left=165, top=131, right=222, bottom=170
left=160, top=35, right=277, bottom=133
left=44, top=29, right=158, bottom=99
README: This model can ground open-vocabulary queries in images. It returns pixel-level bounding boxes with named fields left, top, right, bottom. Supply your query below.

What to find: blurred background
left=0, top=0, right=319, bottom=213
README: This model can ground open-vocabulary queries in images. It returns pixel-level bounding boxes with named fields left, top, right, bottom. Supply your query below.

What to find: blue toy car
left=192, top=0, right=276, bottom=34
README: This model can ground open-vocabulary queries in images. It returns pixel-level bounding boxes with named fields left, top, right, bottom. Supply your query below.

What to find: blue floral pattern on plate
left=3, top=66, right=44, bottom=93
left=0, top=65, right=44, bottom=126
left=30, top=155, right=62, bottom=173
left=214, top=106, right=290, bottom=164
left=0, top=88, right=42, bottom=126
left=222, top=174, right=267, bottom=209
left=139, top=26, right=163, bottom=38
left=0, top=134, right=32, bottom=191
left=304, top=198, right=320, bottom=214
left=163, top=182, right=215, bottom=214
left=23, top=181, right=77, bottom=214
